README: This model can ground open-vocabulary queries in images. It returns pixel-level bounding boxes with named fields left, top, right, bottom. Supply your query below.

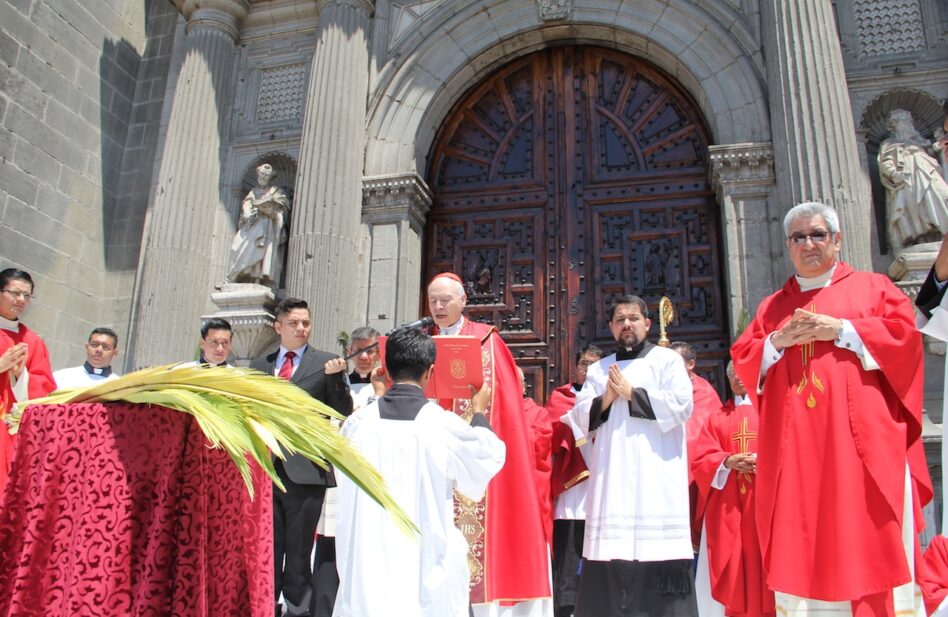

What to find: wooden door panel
left=426, top=46, right=730, bottom=401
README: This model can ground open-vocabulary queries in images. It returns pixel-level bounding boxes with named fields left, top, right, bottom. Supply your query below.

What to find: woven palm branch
left=13, top=363, right=418, bottom=536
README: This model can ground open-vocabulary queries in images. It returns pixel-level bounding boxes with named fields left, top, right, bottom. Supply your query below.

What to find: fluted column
left=761, top=0, right=872, bottom=270
left=128, top=1, right=247, bottom=368
left=285, top=0, right=373, bottom=350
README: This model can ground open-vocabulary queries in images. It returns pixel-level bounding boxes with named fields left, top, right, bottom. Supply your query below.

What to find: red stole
left=435, top=320, right=551, bottom=605
left=731, top=262, right=932, bottom=603
left=692, top=400, right=774, bottom=617
left=0, top=323, right=55, bottom=497
left=545, top=384, right=589, bottom=499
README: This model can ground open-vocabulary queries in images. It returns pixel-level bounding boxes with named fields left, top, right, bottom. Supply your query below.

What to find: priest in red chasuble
left=691, top=361, right=773, bottom=617
left=731, top=202, right=932, bottom=617
left=427, top=272, right=552, bottom=617
left=0, top=269, right=55, bottom=499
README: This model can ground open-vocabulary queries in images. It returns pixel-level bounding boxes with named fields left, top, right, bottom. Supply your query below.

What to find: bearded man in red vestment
left=691, top=361, right=773, bottom=617
left=731, top=202, right=932, bottom=617
left=427, top=272, right=552, bottom=617
left=0, top=269, right=55, bottom=499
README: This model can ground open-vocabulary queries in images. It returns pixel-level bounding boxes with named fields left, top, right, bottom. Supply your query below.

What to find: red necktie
left=278, top=351, right=296, bottom=380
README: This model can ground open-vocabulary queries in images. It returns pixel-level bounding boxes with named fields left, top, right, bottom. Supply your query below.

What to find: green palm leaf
left=15, top=363, right=418, bottom=536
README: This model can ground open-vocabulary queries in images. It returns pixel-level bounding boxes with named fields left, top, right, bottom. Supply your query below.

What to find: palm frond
left=17, top=363, right=418, bottom=537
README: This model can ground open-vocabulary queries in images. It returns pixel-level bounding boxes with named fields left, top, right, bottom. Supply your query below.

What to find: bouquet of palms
left=9, top=363, right=417, bottom=536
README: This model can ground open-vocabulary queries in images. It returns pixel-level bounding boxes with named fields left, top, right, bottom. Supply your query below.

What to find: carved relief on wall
left=255, top=63, right=307, bottom=124
left=853, top=0, right=926, bottom=57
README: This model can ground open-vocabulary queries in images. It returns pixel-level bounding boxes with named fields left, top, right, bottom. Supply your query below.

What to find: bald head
left=427, top=276, right=467, bottom=329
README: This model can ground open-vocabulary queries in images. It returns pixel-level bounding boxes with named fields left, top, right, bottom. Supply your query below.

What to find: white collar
left=735, top=394, right=752, bottom=407
left=795, top=263, right=837, bottom=292
left=0, top=315, right=20, bottom=333
left=439, top=316, right=465, bottom=336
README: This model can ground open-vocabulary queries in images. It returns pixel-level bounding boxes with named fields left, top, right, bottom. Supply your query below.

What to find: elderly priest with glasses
left=731, top=202, right=932, bottom=617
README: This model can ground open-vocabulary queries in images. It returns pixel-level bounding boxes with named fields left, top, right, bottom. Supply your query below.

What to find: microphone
left=386, top=316, right=434, bottom=335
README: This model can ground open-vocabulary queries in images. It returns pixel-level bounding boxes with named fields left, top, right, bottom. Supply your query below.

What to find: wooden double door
left=425, top=46, right=729, bottom=401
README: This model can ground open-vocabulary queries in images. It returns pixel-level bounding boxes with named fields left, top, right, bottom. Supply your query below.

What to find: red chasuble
left=687, top=374, right=724, bottom=546
left=435, top=320, right=551, bottom=605
left=692, top=400, right=774, bottom=617
left=731, top=262, right=932, bottom=603
left=523, top=396, right=554, bottom=546
left=687, top=374, right=723, bottom=458
left=0, top=323, right=55, bottom=496
left=545, top=384, right=590, bottom=500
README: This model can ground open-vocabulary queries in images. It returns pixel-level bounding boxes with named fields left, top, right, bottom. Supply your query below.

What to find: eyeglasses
left=788, top=231, right=831, bottom=246
left=1, top=290, right=33, bottom=300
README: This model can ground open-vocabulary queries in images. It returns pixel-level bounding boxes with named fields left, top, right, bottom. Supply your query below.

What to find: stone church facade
left=1, top=0, right=947, bottom=402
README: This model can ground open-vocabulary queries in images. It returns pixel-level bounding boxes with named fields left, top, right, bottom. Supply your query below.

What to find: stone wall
left=0, top=0, right=176, bottom=370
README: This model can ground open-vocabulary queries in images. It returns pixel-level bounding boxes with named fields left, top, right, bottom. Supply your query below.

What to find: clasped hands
left=771, top=309, right=842, bottom=351
left=724, top=453, right=757, bottom=474
left=601, top=364, right=634, bottom=409
left=0, top=343, right=27, bottom=377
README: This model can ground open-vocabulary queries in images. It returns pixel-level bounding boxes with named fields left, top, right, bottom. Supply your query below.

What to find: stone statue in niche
left=645, top=244, right=666, bottom=288
left=878, top=109, right=948, bottom=251
left=226, top=163, right=291, bottom=287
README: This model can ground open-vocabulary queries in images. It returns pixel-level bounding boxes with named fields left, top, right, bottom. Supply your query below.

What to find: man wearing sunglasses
left=732, top=202, right=930, bottom=617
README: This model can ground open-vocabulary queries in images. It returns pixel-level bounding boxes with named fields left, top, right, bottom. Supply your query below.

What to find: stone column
left=285, top=0, right=373, bottom=351
left=760, top=0, right=872, bottom=271
left=709, top=143, right=778, bottom=324
left=362, top=174, right=432, bottom=333
left=128, top=1, right=248, bottom=368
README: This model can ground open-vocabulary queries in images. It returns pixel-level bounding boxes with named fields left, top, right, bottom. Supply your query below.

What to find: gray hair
left=783, top=202, right=840, bottom=235
left=350, top=326, right=380, bottom=343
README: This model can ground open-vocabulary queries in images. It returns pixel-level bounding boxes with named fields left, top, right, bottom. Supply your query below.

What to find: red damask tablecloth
left=0, top=402, right=273, bottom=616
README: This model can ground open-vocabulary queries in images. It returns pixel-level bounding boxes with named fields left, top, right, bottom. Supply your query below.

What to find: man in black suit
left=251, top=298, right=352, bottom=617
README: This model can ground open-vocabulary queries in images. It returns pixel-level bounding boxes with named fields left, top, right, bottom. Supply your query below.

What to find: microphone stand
left=312, top=317, right=434, bottom=375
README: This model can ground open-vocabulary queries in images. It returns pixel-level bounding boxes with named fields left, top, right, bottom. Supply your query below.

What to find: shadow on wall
left=100, top=0, right=178, bottom=272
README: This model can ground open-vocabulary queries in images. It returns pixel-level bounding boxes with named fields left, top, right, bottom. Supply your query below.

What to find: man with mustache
left=732, top=201, right=931, bottom=617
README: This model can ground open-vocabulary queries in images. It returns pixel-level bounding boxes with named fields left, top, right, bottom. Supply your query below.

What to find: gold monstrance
left=657, top=296, right=674, bottom=347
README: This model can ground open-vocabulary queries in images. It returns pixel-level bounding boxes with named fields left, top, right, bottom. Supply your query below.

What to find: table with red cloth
left=0, top=402, right=273, bottom=617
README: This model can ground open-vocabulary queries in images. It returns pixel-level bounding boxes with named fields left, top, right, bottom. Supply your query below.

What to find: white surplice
left=52, top=365, right=119, bottom=389
left=565, top=344, right=694, bottom=562
left=333, top=400, right=506, bottom=617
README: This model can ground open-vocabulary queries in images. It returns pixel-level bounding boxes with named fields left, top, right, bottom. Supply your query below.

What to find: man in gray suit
left=251, top=297, right=352, bottom=617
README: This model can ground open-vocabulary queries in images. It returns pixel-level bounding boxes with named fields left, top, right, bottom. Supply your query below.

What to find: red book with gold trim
left=378, top=335, right=483, bottom=399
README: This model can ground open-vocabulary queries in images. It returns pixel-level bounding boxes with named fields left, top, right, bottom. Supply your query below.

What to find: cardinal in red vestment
left=428, top=272, right=552, bottom=615
left=691, top=361, right=773, bottom=617
left=0, top=269, right=55, bottom=499
left=731, top=203, right=932, bottom=617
